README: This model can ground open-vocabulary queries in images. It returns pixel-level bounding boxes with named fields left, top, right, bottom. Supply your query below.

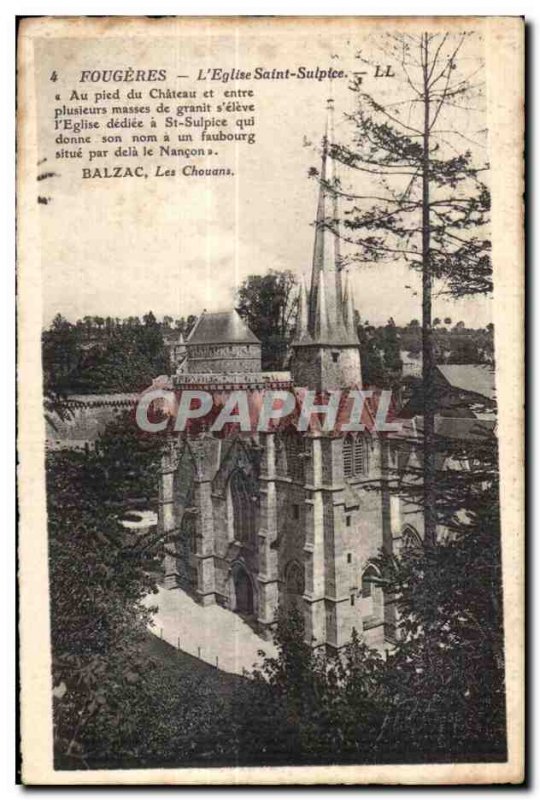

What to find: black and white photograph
left=17, top=15, right=524, bottom=785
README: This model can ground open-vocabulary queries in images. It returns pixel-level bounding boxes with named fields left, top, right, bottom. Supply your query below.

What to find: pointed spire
left=328, top=97, right=343, bottom=308
left=308, top=98, right=345, bottom=340
left=294, top=275, right=311, bottom=343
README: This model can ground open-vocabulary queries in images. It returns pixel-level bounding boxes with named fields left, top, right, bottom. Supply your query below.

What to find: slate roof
left=437, top=364, right=496, bottom=401
left=403, top=415, right=497, bottom=441
left=435, top=416, right=496, bottom=440
left=187, top=310, right=260, bottom=346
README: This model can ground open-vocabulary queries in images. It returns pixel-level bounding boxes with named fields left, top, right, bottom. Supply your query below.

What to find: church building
left=158, top=107, right=424, bottom=653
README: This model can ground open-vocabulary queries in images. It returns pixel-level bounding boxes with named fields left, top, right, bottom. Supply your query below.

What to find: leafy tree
left=90, top=410, right=165, bottom=504
left=357, top=319, right=403, bottom=388
left=381, top=318, right=403, bottom=374
left=357, top=323, right=386, bottom=386
left=42, top=317, right=81, bottom=393
left=236, top=270, right=298, bottom=370
left=234, top=606, right=321, bottom=763
left=48, top=449, right=158, bottom=767
left=80, top=657, right=237, bottom=769
left=43, top=312, right=171, bottom=394
left=374, top=432, right=505, bottom=761
left=447, top=334, right=489, bottom=364
left=235, top=607, right=386, bottom=765
left=48, top=414, right=239, bottom=769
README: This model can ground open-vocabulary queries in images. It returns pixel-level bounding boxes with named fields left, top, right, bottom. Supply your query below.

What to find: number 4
left=50, top=71, right=58, bottom=82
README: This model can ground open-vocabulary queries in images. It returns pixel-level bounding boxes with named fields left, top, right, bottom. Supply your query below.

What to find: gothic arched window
left=361, top=564, right=378, bottom=598
left=361, top=563, right=384, bottom=625
left=402, top=525, right=422, bottom=552
left=230, top=470, right=256, bottom=544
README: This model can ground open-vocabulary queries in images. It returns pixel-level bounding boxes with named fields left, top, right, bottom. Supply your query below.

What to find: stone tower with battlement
left=290, top=101, right=362, bottom=392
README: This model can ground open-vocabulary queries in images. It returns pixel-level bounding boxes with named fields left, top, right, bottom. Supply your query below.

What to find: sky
left=36, top=20, right=493, bottom=328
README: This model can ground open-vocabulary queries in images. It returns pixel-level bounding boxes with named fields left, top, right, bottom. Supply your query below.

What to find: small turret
left=293, top=275, right=312, bottom=344
left=342, top=271, right=358, bottom=341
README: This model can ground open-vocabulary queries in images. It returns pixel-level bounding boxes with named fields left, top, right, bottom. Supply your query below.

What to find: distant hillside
left=43, top=311, right=494, bottom=396
left=43, top=312, right=184, bottom=395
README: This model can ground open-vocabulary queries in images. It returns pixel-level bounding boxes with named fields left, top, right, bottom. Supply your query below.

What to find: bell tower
left=291, top=100, right=362, bottom=391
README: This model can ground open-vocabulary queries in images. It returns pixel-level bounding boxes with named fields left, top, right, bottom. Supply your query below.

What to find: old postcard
left=17, top=16, right=524, bottom=784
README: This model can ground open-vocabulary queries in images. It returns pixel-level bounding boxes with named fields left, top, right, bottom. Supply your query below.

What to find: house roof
left=187, top=310, right=260, bottom=346
left=436, top=416, right=496, bottom=440
left=437, top=364, right=496, bottom=401
left=402, top=415, right=497, bottom=441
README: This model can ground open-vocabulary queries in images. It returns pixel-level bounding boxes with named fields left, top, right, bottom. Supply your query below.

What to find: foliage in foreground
left=234, top=610, right=387, bottom=765
left=49, top=414, right=506, bottom=768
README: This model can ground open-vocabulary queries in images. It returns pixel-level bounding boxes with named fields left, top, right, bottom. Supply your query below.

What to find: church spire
left=308, top=99, right=347, bottom=342
left=290, top=99, right=362, bottom=391
left=309, top=100, right=342, bottom=335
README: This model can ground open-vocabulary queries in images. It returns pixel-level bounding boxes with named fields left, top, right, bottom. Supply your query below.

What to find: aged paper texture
left=18, top=16, right=524, bottom=785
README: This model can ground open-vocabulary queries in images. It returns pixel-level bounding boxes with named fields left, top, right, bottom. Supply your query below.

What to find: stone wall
left=45, top=394, right=137, bottom=449
left=158, top=423, right=400, bottom=654
left=290, top=344, right=362, bottom=391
